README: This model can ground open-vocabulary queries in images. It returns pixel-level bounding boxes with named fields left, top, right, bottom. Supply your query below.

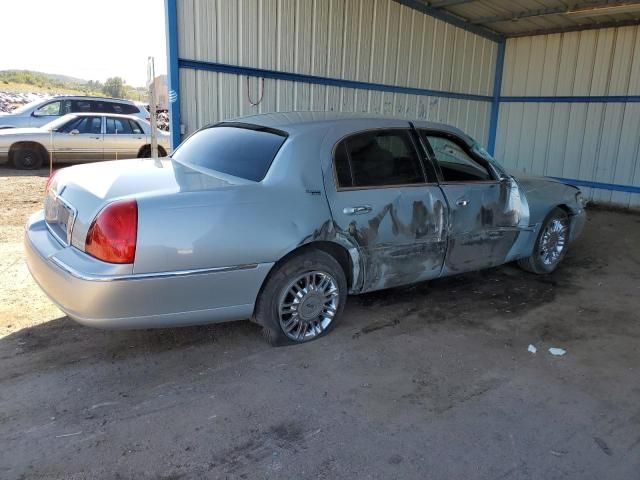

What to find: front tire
left=12, top=146, right=44, bottom=170
left=518, top=207, right=570, bottom=274
left=254, top=250, right=347, bottom=346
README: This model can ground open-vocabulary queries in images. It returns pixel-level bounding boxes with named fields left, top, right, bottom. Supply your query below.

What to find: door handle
left=90, top=136, right=101, bottom=140
left=343, top=205, right=372, bottom=215
left=456, top=199, right=470, bottom=207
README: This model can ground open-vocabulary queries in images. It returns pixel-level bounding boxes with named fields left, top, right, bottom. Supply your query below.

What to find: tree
left=103, top=77, right=125, bottom=98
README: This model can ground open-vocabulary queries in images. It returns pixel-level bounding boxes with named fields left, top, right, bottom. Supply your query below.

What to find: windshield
left=172, top=124, right=288, bottom=181
left=42, top=114, right=78, bottom=131
left=10, top=98, right=50, bottom=115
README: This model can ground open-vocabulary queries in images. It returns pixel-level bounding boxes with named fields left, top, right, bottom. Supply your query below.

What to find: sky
left=0, top=0, right=167, bottom=87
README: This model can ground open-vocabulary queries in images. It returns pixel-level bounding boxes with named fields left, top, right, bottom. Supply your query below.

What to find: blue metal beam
left=164, top=0, right=181, bottom=151
left=486, top=40, right=505, bottom=155
left=551, top=177, right=640, bottom=194
left=178, top=58, right=493, bottom=103
left=501, top=95, right=640, bottom=103
left=507, top=18, right=640, bottom=38
left=393, top=0, right=504, bottom=43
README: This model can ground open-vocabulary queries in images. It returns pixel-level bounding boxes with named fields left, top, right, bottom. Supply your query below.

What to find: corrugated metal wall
left=496, top=26, right=640, bottom=207
left=175, top=0, right=497, bottom=145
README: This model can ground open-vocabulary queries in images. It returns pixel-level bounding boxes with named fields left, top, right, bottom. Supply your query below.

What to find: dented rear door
left=323, top=127, right=448, bottom=292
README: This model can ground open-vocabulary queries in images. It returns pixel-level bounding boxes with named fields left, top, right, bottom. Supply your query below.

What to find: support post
left=487, top=40, right=505, bottom=156
left=164, top=0, right=181, bottom=151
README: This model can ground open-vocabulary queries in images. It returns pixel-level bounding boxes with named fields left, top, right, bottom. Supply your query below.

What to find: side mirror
left=32, top=110, right=44, bottom=117
left=69, top=129, right=80, bottom=135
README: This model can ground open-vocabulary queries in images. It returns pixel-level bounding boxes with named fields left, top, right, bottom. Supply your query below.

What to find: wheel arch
left=9, top=141, right=49, bottom=164
left=252, top=240, right=361, bottom=321
left=137, top=144, right=151, bottom=157
left=138, top=144, right=167, bottom=158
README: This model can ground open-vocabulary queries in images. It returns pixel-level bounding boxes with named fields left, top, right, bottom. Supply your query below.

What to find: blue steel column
left=164, top=0, right=181, bottom=151
left=487, top=40, right=505, bottom=156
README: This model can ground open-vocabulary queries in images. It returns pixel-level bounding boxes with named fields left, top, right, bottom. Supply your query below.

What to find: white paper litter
left=548, top=347, right=566, bottom=356
left=527, top=344, right=537, bottom=354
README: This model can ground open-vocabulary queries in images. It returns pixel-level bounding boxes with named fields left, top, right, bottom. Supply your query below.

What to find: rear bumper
left=24, top=211, right=272, bottom=329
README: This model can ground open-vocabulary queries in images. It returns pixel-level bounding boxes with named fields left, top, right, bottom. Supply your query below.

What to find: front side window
left=423, top=134, right=492, bottom=182
left=171, top=124, right=287, bottom=182
left=59, top=116, right=101, bottom=134
left=334, top=130, right=425, bottom=188
left=35, top=101, right=61, bottom=116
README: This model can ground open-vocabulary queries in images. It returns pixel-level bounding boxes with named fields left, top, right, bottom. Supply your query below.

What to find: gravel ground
left=1, top=164, right=639, bottom=479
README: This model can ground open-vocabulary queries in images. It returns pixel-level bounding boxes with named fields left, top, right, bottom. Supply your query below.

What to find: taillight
left=45, top=170, right=58, bottom=194
left=85, top=199, right=138, bottom=264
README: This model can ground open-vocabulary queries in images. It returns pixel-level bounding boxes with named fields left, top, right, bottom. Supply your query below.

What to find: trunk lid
left=47, top=158, right=251, bottom=251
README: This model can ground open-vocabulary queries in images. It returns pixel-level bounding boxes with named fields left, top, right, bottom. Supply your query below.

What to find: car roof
left=49, top=95, right=136, bottom=104
left=60, top=112, right=147, bottom=121
left=228, top=111, right=474, bottom=142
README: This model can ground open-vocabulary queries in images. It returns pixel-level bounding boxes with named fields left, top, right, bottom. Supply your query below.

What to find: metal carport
left=164, top=0, right=640, bottom=207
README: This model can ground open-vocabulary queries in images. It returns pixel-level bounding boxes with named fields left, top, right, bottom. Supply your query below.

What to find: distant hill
left=0, top=70, right=88, bottom=84
left=0, top=70, right=146, bottom=101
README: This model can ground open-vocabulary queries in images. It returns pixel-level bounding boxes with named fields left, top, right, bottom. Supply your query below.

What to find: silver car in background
left=0, top=113, right=169, bottom=169
left=24, top=112, right=586, bottom=345
left=0, top=95, right=150, bottom=129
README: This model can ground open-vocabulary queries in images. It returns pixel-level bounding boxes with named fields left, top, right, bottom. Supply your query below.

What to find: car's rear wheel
left=254, top=250, right=347, bottom=346
left=139, top=145, right=167, bottom=158
left=12, top=146, right=44, bottom=170
left=518, top=207, right=570, bottom=274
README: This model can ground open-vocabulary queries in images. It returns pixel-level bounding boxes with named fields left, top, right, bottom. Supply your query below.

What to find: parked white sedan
left=0, top=113, right=169, bottom=169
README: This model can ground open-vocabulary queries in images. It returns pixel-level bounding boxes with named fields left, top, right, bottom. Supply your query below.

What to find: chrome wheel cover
left=278, top=271, right=339, bottom=341
left=539, top=217, right=568, bottom=266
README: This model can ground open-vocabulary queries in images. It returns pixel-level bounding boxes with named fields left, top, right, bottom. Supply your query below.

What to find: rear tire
left=139, top=145, right=167, bottom=158
left=254, top=250, right=348, bottom=346
left=138, top=145, right=151, bottom=158
left=12, top=146, right=44, bottom=170
left=518, top=207, right=570, bottom=274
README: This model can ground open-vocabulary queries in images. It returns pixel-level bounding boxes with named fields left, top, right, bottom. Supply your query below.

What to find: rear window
left=172, top=125, right=287, bottom=181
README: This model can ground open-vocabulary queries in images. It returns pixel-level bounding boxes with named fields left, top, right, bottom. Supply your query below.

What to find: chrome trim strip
left=44, top=189, right=77, bottom=247
left=49, top=257, right=260, bottom=282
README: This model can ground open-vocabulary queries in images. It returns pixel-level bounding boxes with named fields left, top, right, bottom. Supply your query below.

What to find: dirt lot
left=1, top=164, right=639, bottom=479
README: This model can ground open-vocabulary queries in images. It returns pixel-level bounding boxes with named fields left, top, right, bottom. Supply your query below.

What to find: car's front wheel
left=254, top=250, right=347, bottom=346
left=518, top=207, right=570, bottom=274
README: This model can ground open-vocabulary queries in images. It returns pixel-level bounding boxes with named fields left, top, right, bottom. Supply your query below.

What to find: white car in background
left=0, top=113, right=169, bottom=169
left=0, top=96, right=150, bottom=129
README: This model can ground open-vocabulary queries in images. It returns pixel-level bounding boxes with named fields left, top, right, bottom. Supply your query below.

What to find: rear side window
left=109, top=103, right=138, bottom=114
left=106, top=117, right=133, bottom=134
left=71, top=100, right=92, bottom=113
left=333, top=130, right=425, bottom=188
left=129, top=120, right=143, bottom=134
left=172, top=125, right=287, bottom=182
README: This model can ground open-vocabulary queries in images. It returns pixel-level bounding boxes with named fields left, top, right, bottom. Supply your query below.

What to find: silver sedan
left=0, top=113, right=169, bottom=169
left=24, top=112, right=586, bottom=345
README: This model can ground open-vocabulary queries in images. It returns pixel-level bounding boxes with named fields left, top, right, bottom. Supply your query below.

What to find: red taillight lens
left=85, top=199, right=138, bottom=264
left=45, top=171, right=58, bottom=194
